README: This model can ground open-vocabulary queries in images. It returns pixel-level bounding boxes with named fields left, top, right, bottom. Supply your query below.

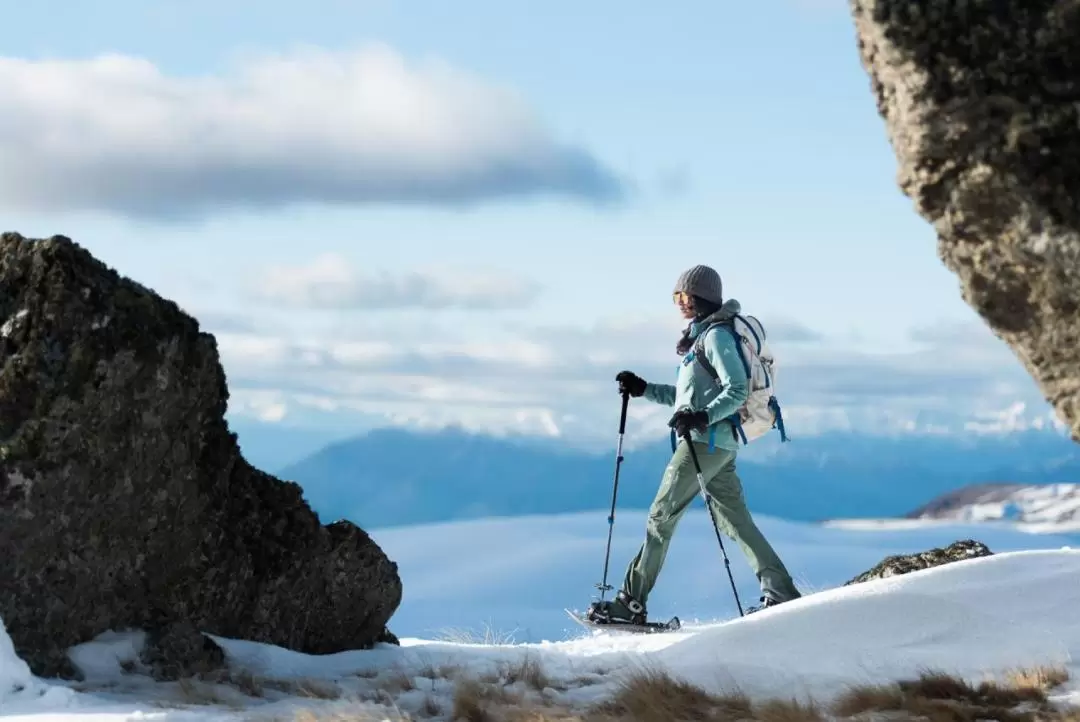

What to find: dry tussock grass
left=753, top=697, right=827, bottom=722
left=153, top=667, right=345, bottom=709
left=447, top=653, right=569, bottom=721
left=450, top=661, right=1078, bottom=722
left=500, top=652, right=554, bottom=691
left=1004, top=665, right=1072, bottom=693
left=452, top=677, right=527, bottom=720
left=228, top=671, right=342, bottom=700
left=169, top=676, right=246, bottom=708
left=285, top=678, right=344, bottom=700
left=377, top=660, right=467, bottom=695
left=287, top=658, right=1077, bottom=722
left=832, top=666, right=1073, bottom=722
left=592, top=664, right=754, bottom=721
left=293, top=709, right=415, bottom=722
left=436, top=622, right=522, bottom=646
left=224, top=668, right=266, bottom=698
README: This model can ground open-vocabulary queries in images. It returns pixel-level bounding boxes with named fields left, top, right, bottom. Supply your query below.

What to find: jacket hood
left=676, top=298, right=741, bottom=355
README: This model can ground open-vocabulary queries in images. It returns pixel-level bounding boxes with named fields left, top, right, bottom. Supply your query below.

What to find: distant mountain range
left=268, top=426, right=1080, bottom=529
left=906, top=481, right=1080, bottom=529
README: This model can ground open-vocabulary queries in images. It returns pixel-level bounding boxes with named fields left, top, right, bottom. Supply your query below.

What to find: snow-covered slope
left=371, top=508, right=1080, bottom=641
left=904, top=482, right=1080, bottom=530
left=2, top=513, right=1079, bottom=721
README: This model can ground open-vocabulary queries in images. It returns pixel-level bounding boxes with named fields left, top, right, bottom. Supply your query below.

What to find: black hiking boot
left=587, top=590, right=647, bottom=625
left=747, top=586, right=802, bottom=614
left=746, top=595, right=782, bottom=614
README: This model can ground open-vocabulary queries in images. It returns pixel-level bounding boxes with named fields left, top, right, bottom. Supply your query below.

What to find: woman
left=587, top=264, right=801, bottom=626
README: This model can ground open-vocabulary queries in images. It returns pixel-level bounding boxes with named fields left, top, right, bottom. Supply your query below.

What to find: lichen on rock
left=845, top=539, right=993, bottom=585
left=850, top=0, right=1080, bottom=440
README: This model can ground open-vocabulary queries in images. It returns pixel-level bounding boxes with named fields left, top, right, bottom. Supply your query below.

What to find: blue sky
left=0, top=0, right=1063, bottom=449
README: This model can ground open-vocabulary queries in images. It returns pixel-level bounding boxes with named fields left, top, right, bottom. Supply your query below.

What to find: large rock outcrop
left=844, top=539, right=993, bottom=585
left=0, top=233, right=402, bottom=680
left=850, top=0, right=1080, bottom=441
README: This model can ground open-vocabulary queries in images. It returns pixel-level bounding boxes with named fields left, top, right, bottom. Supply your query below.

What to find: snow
left=0, top=617, right=78, bottom=714
left=2, top=511, right=1080, bottom=721
left=375, top=508, right=1080, bottom=641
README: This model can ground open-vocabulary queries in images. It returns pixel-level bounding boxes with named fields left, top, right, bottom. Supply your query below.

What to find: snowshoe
left=587, top=590, right=647, bottom=626
left=566, top=607, right=681, bottom=634
left=566, top=590, right=681, bottom=634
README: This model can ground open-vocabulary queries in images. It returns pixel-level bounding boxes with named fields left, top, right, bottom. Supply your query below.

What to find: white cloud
left=228, top=389, right=290, bottom=423
left=0, top=45, right=624, bottom=219
left=210, top=311, right=1063, bottom=448
left=252, top=253, right=542, bottom=310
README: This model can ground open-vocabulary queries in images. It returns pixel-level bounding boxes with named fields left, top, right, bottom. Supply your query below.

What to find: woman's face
left=673, top=291, right=696, bottom=319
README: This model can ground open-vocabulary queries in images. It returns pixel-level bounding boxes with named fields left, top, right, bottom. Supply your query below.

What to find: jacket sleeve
left=643, top=381, right=676, bottom=406
left=700, top=327, right=748, bottom=423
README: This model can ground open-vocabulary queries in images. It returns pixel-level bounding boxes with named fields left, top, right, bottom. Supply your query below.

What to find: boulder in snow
left=844, top=539, right=993, bottom=585
left=0, top=233, right=402, bottom=681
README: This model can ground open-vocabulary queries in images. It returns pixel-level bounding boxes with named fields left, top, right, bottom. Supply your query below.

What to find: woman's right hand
left=615, top=370, right=647, bottom=397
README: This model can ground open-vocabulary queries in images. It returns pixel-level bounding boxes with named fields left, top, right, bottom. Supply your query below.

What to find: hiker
left=587, top=264, right=801, bottom=625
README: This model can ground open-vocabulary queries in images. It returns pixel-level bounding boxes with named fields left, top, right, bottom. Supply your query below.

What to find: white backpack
left=693, top=313, right=789, bottom=444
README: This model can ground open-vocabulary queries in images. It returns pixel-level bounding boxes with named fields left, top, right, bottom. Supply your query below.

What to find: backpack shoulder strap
left=692, top=321, right=750, bottom=381
left=692, top=330, right=719, bottom=381
left=732, top=313, right=763, bottom=355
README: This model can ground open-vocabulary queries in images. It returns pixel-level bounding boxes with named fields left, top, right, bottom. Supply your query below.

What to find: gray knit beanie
left=673, top=264, right=723, bottom=304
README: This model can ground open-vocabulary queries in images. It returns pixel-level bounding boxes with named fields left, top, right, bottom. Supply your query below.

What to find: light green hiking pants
left=621, top=440, right=800, bottom=606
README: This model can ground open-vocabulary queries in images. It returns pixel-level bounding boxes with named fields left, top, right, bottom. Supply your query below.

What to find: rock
left=844, top=539, right=993, bottom=585
left=376, top=627, right=401, bottom=646
left=0, top=233, right=402, bottom=680
left=849, top=0, right=1080, bottom=441
left=140, top=622, right=227, bottom=681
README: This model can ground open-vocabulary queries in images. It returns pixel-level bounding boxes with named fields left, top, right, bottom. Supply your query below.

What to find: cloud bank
left=0, top=45, right=625, bottom=219
left=207, top=306, right=1064, bottom=447
left=252, top=254, right=542, bottom=310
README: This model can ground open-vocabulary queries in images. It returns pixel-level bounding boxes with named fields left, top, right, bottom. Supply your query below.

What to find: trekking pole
left=595, top=389, right=631, bottom=601
left=681, top=430, right=745, bottom=617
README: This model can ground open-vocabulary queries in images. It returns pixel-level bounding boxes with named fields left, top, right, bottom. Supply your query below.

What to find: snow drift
left=0, top=615, right=75, bottom=713
left=2, top=512, right=1078, bottom=720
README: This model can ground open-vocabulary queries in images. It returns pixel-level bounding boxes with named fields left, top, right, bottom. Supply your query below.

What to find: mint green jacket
left=643, top=301, right=749, bottom=451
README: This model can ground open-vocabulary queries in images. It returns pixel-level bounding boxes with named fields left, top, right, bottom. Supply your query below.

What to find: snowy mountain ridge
left=906, top=482, right=1080, bottom=530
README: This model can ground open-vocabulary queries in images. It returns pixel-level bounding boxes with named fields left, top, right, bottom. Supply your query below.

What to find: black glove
left=668, top=409, right=709, bottom=438
left=615, top=370, right=647, bottom=397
